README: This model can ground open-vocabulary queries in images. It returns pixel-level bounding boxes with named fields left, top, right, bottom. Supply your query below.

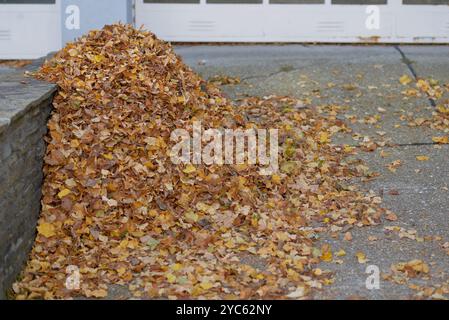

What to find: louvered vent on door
left=188, top=21, right=216, bottom=33
left=316, top=21, right=345, bottom=33
left=0, top=29, right=11, bottom=41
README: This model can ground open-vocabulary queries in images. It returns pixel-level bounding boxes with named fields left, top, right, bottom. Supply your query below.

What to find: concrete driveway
left=176, top=45, right=449, bottom=299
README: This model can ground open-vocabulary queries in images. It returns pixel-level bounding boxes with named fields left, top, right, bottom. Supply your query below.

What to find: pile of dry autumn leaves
left=14, top=24, right=384, bottom=299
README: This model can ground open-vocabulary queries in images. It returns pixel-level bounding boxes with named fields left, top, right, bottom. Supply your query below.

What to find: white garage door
left=136, top=0, right=449, bottom=43
left=0, top=0, right=61, bottom=59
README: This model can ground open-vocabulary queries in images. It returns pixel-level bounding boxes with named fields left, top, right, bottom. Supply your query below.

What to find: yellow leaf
left=185, top=211, right=199, bottom=223
left=144, top=161, right=155, bottom=169
left=103, top=153, right=113, bottom=160
left=68, top=48, right=79, bottom=57
left=200, top=282, right=213, bottom=290
left=119, top=239, right=129, bottom=249
left=344, top=145, right=354, bottom=153
left=224, top=240, right=235, bottom=249
left=191, top=286, right=204, bottom=297
left=416, top=155, right=429, bottom=161
left=432, top=136, right=449, bottom=144
left=284, top=145, right=296, bottom=158
left=280, top=161, right=296, bottom=174
left=437, top=105, right=449, bottom=114
left=393, top=259, right=430, bottom=275
left=275, top=231, right=290, bottom=241
left=57, top=188, right=71, bottom=199
left=70, top=139, right=80, bottom=148
left=409, top=260, right=430, bottom=274
left=172, top=263, right=183, bottom=272
left=319, top=132, right=330, bottom=144
left=399, top=74, right=413, bottom=85
left=271, top=174, right=282, bottom=185
left=92, top=54, right=105, bottom=63
left=320, top=245, right=333, bottom=262
left=356, top=252, right=368, bottom=264
left=183, top=164, right=196, bottom=174
left=37, top=222, right=56, bottom=238
left=336, top=249, right=346, bottom=257
left=321, top=251, right=333, bottom=262
left=117, top=267, right=126, bottom=276
left=166, top=273, right=177, bottom=284
left=177, top=96, right=186, bottom=104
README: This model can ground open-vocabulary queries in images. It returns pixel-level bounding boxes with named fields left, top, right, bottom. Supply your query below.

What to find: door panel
left=0, top=0, right=60, bottom=59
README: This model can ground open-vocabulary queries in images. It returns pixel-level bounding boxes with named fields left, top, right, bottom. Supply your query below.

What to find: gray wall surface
left=0, top=62, right=56, bottom=299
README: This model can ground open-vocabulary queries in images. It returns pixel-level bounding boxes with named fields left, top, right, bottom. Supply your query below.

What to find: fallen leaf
left=68, top=48, right=79, bottom=57
left=356, top=252, right=368, bottom=264
left=57, top=189, right=71, bottom=199
left=286, top=286, right=306, bottom=299
left=319, top=132, right=330, bottom=144
left=166, top=273, right=177, bottom=284
left=399, top=75, right=413, bottom=85
left=387, top=160, right=402, bottom=173
left=37, top=223, right=56, bottom=238
left=320, top=245, right=333, bottom=262
left=271, top=174, right=282, bottom=185
left=200, top=282, right=214, bottom=290
left=344, top=232, right=353, bottom=241
left=88, top=289, right=108, bottom=298
left=392, top=259, right=429, bottom=277
left=183, top=164, right=196, bottom=174
left=432, top=136, right=449, bottom=144
left=386, top=212, right=398, bottom=221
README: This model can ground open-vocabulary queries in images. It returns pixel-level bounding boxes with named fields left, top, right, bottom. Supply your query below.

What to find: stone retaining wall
left=0, top=63, right=56, bottom=299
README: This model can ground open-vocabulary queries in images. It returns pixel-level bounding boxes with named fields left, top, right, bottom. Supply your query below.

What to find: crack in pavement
left=395, top=45, right=437, bottom=108
left=388, top=142, right=449, bottom=148
left=343, top=142, right=448, bottom=150
left=395, top=45, right=418, bottom=79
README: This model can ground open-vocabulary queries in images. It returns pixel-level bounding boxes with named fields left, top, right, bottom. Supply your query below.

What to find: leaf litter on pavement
left=12, top=24, right=448, bottom=300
